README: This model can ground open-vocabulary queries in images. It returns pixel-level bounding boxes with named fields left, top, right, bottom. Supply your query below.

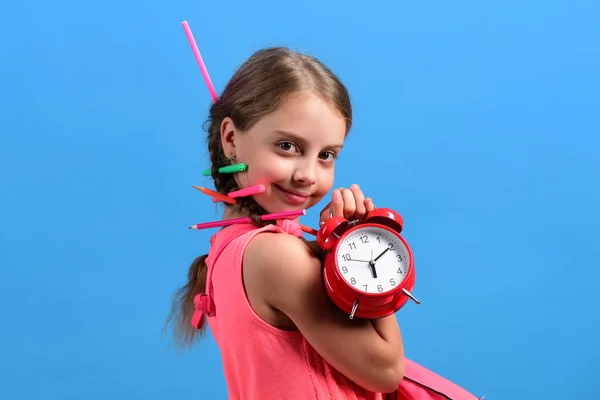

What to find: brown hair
left=165, top=47, right=352, bottom=347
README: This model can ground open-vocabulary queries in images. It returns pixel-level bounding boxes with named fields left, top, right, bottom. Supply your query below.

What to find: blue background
left=1, top=0, right=598, bottom=399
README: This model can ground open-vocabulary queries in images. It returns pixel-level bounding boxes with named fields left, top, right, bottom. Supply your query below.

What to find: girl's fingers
left=318, top=201, right=333, bottom=225
left=339, top=187, right=356, bottom=219
left=330, top=189, right=345, bottom=218
left=350, top=184, right=366, bottom=219
left=365, top=197, right=376, bottom=213
left=319, top=186, right=375, bottom=226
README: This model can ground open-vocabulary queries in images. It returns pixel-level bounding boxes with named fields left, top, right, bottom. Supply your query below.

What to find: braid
left=206, top=113, right=271, bottom=227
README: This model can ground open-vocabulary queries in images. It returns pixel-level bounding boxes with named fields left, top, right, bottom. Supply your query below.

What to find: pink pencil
left=181, top=21, right=219, bottom=103
left=189, top=209, right=306, bottom=230
left=212, top=184, right=266, bottom=203
left=229, top=184, right=266, bottom=198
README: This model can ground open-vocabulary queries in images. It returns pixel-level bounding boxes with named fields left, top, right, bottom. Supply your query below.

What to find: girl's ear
left=220, top=117, right=238, bottom=158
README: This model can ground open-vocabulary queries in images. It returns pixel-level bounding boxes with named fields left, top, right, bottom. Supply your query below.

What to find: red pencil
left=300, top=224, right=318, bottom=236
left=193, top=185, right=236, bottom=205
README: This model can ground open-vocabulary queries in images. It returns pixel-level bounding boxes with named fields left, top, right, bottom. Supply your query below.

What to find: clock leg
left=402, top=288, right=421, bottom=304
left=349, top=299, right=360, bottom=319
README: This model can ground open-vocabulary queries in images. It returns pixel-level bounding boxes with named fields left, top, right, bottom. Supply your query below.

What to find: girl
left=167, top=47, right=404, bottom=399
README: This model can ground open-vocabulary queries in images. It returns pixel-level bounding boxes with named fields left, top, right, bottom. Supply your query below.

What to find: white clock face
left=336, top=226, right=409, bottom=294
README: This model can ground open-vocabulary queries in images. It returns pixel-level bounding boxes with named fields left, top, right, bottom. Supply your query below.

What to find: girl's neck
left=222, top=206, right=244, bottom=220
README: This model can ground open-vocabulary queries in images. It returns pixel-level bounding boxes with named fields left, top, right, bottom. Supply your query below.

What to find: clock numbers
left=338, top=227, right=409, bottom=295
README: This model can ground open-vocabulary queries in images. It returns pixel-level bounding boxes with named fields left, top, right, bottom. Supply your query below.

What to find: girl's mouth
left=274, top=184, right=310, bottom=206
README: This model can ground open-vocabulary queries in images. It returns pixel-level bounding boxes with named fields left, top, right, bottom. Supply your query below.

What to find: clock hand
left=373, top=247, right=390, bottom=263
left=367, top=248, right=389, bottom=279
left=348, top=257, right=370, bottom=263
left=369, top=263, right=377, bottom=279
left=368, top=249, right=378, bottom=279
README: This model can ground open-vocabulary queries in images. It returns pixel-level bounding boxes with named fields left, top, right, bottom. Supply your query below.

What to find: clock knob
left=316, top=216, right=349, bottom=251
left=364, top=208, right=404, bottom=233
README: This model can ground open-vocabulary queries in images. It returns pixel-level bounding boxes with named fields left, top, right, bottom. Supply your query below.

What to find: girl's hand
left=319, top=184, right=376, bottom=225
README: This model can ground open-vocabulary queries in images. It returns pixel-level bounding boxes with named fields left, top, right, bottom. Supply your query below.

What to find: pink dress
left=195, top=219, right=482, bottom=400
left=203, top=220, right=383, bottom=399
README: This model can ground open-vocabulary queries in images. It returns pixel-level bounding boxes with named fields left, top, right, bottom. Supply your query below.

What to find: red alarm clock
left=316, top=207, right=420, bottom=319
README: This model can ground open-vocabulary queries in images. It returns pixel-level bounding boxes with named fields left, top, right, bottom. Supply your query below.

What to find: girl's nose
left=291, top=159, right=317, bottom=186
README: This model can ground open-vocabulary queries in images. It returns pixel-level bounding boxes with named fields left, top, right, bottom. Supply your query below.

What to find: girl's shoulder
left=245, top=230, right=320, bottom=280
left=243, top=230, right=322, bottom=307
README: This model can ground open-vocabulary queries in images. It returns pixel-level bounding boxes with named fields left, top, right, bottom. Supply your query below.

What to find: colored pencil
left=189, top=209, right=306, bottom=230
left=181, top=21, right=218, bottom=103
left=213, top=184, right=266, bottom=203
left=300, top=224, right=318, bottom=236
left=193, top=185, right=237, bottom=205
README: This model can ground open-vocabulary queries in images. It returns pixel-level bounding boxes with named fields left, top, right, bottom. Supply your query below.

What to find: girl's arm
left=244, top=232, right=405, bottom=393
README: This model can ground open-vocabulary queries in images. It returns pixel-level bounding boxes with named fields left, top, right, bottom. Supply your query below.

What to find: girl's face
left=221, top=91, right=347, bottom=214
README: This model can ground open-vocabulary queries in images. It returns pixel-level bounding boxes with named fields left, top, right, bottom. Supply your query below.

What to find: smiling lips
left=274, top=185, right=311, bottom=205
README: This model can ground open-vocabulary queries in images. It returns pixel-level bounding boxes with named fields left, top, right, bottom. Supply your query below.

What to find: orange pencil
left=300, top=224, right=318, bottom=236
left=193, top=185, right=237, bottom=205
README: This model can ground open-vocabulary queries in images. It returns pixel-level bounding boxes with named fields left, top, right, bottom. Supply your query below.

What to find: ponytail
left=165, top=254, right=209, bottom=348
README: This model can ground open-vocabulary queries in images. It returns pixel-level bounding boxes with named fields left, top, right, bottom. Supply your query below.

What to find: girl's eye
left=319, top=151, right=338, bottom=161
left=277, top=142, right=297, bottom=152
